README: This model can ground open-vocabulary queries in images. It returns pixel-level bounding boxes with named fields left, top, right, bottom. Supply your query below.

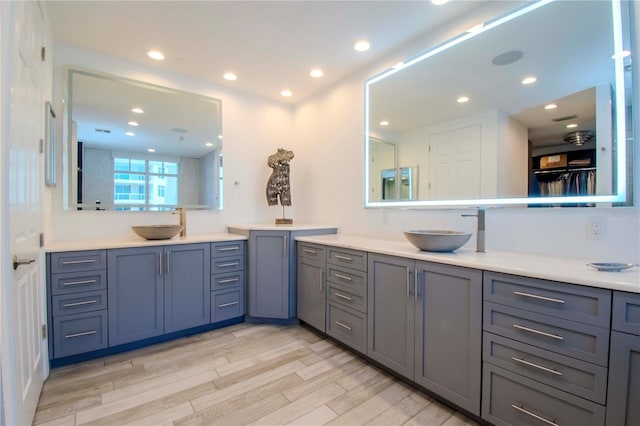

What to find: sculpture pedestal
left=275, top=218, right=293, bottom=225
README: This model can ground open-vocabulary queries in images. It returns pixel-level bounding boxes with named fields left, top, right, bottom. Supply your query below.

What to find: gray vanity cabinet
left=367, top=254, right=416, bottom=379
left=163, top=243, right=211, bottom=333
left=228, top=227, right=336, bottom=321
left=414, top=261, right=482, bottom=415
left=606, top=292, right=640, bottom=426
left=297, top=243, right=327, bottom=331
left=367, top=254, right=482, bottom=414
left=108, top=243, right=210, bottom=345
left=108, top=246, right=164, bottom=346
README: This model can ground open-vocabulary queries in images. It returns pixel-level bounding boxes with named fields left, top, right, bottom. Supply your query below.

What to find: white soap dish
left=588, top=262, right=637, bottom=272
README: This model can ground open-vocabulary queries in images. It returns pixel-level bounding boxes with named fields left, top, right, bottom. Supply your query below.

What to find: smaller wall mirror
left=66, top=68, right=223, bottom=211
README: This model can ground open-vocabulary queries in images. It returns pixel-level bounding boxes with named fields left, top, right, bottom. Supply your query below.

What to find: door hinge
left=428, top=145, right=431, bottom=153
left=41, top=324, right=47, bottom=339
left=41, top=46, right=46, bottom=61
left=39, top=139, right=44, bottom=154
left=39, top=233, right=44, bottom=247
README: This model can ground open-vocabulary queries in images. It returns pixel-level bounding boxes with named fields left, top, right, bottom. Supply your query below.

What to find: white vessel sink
left=132, top=225, right=184, bottom=240
left=403, top=230, right=472, bottom=252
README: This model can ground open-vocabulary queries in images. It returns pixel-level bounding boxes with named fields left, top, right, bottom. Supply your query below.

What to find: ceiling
left=45, top=1, right=491, bottom=104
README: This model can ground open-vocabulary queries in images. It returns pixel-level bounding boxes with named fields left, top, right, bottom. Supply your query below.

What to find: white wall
left=292, top=3, right=640, bottom=263
left=48, top=44, right=296, bottom=240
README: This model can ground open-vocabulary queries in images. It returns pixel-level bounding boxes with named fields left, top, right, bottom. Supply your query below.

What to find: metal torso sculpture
left=266, top=148, right=294, bottom=206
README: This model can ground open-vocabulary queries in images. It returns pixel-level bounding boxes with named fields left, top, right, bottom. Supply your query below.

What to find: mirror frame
left=364, top=0, right=631, bottom=208
left=63, top=67, right=224, bottom=211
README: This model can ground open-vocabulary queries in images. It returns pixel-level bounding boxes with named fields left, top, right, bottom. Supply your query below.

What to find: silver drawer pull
left=218, top=262, right=239, bottom=268
left=334, top=254, right=353, bottom=261
left=218, top=278, right=240, bottom=284
left=63, top=300, right=98, bottom=308
left=218, top=301, right=239, bottom=308
left=334, top=292, right=353, bottom=301
left=65, top=330, right=98, bottom=339
left=334, top=320, right=352, bottom=331
left=62, top=279, right=97, bottom=286
left=511, top=356, right=563, bottom=376
left=334, top=273, right=352, bottom=281
left=513, top=291, right=565, bottom=304
left=62, top=259, right=97, bottom=265
left=218, top=247, right=239, bottom=251
left=513, top=324, right=564, bottom=341
left=303, top=248, right=317, bottom=254
left=511, top=404, right=559, bottom=426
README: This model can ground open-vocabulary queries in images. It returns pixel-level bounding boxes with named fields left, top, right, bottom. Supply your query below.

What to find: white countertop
left=228, top=224, right=338, bottom=231
left=45, top=233, right=247, bottom=253
left=296, top=234, right=640, bottom=294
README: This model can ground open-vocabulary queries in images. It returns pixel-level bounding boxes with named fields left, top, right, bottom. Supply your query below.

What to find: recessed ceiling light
left=379, top=121, right=389, bottom=126
left=281, top=90, right=293, bottom=97
left=147, top=148, right=156, bottom=153
left=392, top=62, right=405, bottom=69
left=544, top=104, right=558, bottom=110
left=310, top=69, right=324, bottom=78
left=431, top=0, right=449, bottom=5
left=354, top=40, right=370, bottom=52
left=125, top=131, right=135, bottom=136
left=521, top=76, right=537, bottom=85
left=457, top=96, right=470, bottom=103
left=131, top=107, right=144, bottom=114
left=566, top=123, right=578, bottom=129
left=147, top=50, right=165, bottom=60
left=128, top=121, right=139, bottom=126
left=218, top=135, right=223, bottom=139
left=205, top=142, right=214, bottom=147
left=223, top=72, right=237, bottom=81
left=611, top=50, right=631, bottom=59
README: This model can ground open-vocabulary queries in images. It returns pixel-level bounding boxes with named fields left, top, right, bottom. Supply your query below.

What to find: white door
left=1, top=1, right=48, bottom=425
left=429, top=124, right=481, bottom=200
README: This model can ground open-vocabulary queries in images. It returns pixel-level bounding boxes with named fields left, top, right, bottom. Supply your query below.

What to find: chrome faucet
left=461, top=208, right=485, bottom=253
left=173, top=207, right=187, bottom=237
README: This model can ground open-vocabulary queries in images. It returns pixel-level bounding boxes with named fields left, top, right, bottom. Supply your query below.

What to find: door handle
left=13, top=255, right=35, bottom=270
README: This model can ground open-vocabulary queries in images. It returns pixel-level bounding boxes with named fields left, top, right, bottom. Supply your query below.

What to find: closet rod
left=534, top=166, right=596, bottom=175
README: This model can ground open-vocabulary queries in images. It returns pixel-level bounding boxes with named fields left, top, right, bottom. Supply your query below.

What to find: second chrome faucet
left=461, top=208, right=485, bottom=253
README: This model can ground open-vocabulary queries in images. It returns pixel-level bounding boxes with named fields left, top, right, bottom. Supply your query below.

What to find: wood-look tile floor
left=34, top=323, right=478, bottom=426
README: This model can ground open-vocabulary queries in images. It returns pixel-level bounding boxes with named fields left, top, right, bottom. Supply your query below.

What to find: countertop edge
left=296, top=234, right=640, bottom=294
left=45, top=233, right=247, bottom=253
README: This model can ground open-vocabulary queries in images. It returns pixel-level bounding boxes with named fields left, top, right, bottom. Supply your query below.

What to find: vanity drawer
left=328, top=283, right=366, bottom=313
left=327, top=265, right=367, bottom=297
left=211, top=255, right=244, bottom=274
left=612, top=291, right=640, bottom=336
left=483, top=332, right=607, bottom=404
left=211, top=287, right=244, bottom=323
left=298, top=243, right=326, bottom=263
left=211, top=271, right=245, bottom=291
left=50, top=270, right=107, bottom=296
left=50, top=250, right=106, bottom=274
left=482, top=363, right=605, bottom=426
left=211, top=241, right=245, bottom=258
left=327, top=302, right=366, bottom=354
left=52, top=290, right=108, bottom=317
left=327, top=248, right=367, bottom=272
left=483, top=302, right=610, bottom=366
left=53, top=310, right=108, bottom=358
left=483, top=272, right=611, bottom=328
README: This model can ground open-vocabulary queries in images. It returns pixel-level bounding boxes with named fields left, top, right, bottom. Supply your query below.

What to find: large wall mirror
left=365, top=0, right=633, bottom=208
left=65, top=68, right=223, bottom=211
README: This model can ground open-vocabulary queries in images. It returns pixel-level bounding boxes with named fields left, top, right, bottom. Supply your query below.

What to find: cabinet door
left=108, top=247, right=164, bottom=346
left=297, top=258, right=325, bottom=331
left=248, top=231, right=290, bottom=319
left=414, top=262, right=482, bottom=415
left=164, top=243, right=211, bottom=333
left=606, top=331, right=640, bottom=426
left=367, top=254, right=415, bottom=379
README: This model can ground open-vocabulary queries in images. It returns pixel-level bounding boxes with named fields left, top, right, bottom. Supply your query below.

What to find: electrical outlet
left=589, top=217, right=606, bottom=240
